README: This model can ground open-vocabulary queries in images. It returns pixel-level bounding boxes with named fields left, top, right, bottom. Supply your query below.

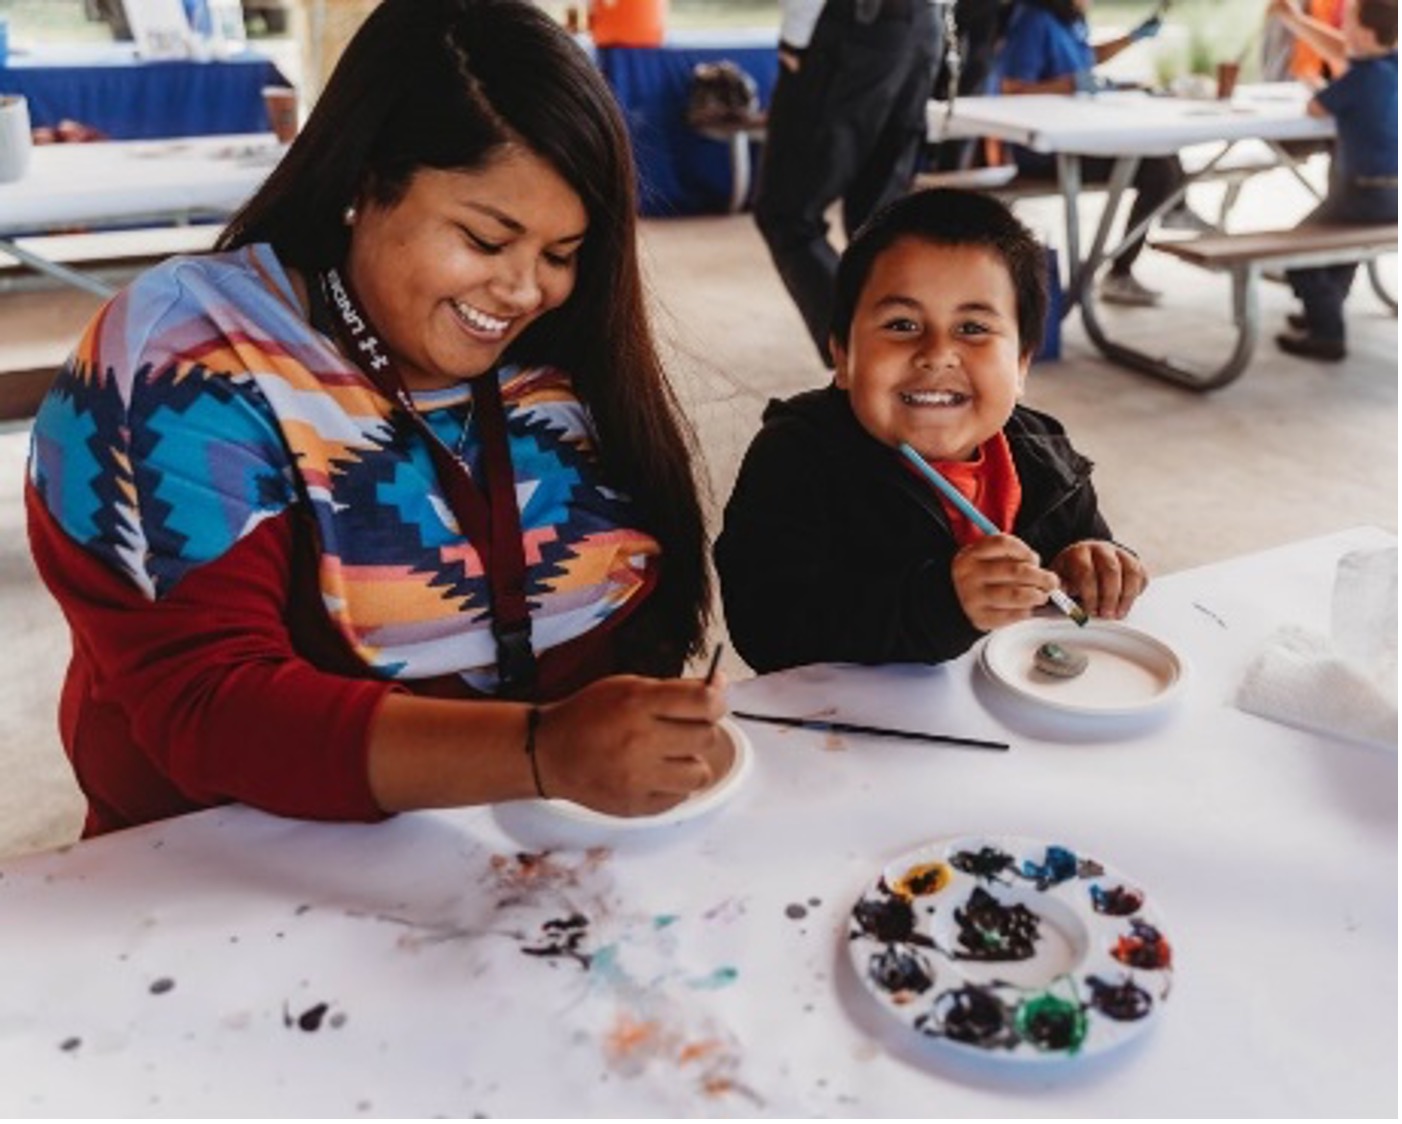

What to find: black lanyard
left=315, top=267, right=537, bottom=693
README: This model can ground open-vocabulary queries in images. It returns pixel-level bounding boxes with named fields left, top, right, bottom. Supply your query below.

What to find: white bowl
left=491, top=718, right=753, bottom=848
left=980, top=619, right=1188, bottom=718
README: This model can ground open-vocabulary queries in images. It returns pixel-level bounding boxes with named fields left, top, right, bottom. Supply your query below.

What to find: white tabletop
left=0, top=528, right=1395, bottom=1117
left=0, top=134, right=280, bottom=237
left=928, top=82, right=1336, bottom=157
left=2, top=43, right=271, bottom=68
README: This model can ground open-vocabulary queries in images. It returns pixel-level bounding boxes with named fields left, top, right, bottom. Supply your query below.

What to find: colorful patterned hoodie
left=27, top=244, right=660, bottom=833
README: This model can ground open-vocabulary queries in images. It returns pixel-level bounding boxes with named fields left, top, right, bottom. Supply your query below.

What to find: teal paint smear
left=588, top=943, right=627, bottom=984
left=653, top=914, right=680, bottom=929
left=687, top=966, right=739, bottom=990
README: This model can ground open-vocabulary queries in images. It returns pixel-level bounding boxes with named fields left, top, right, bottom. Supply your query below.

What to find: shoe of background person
left=1159, top=206, right=1216, bottom=234
left=1287, top=312, right=1309, bottom=332
left=1275, top=329, right=1346, bottom=361
left=1099, top=272, right=1162, bottom=306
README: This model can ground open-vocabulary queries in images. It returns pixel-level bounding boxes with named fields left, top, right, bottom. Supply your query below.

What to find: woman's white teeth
left=902, top=389, right=967, bottom=406
left=454, top=301, right=509, bottom=333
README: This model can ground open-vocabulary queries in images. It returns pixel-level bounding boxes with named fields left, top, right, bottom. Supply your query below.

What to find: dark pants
left=1287, top=180, right=1398, bottom=342
left=1014, top=150, right=1188, bottom=275
left=927, top=0, right=1004, bottom=171
left=754, top=0, right=940, bottom=365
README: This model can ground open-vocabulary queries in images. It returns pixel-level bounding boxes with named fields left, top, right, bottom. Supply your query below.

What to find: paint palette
left=535, top=717, right=754, bottom=833
left=847, top=836, right=1173, bottom=1061
left=980, top=619, right=1187, bottom=717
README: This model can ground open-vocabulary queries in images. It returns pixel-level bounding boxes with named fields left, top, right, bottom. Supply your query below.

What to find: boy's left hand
left=1050, top=541, right=1149, bottom=620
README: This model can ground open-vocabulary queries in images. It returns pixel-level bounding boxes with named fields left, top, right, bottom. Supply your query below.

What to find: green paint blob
left=1015, top=992, right=1088, bottom=1053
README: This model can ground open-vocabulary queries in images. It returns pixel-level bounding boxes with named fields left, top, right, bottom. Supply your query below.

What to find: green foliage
left=1173, top=0, right=1270, bottom=71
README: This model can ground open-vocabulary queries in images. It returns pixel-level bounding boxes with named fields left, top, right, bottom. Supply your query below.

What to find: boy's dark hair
left=1358, top=0, right=1398, bottom=48
left=830, top=188, right=1049, bottom=360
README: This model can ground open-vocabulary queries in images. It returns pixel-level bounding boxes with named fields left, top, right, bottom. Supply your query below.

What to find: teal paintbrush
left=898, top=442, right=1089, bottom=627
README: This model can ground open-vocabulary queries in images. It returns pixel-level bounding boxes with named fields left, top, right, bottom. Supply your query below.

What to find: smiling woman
left=24, top=0, right=722, bottom=838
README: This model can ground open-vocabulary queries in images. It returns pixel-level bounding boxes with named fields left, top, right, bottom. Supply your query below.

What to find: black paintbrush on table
left=730, top=710, right=1010, bottom=751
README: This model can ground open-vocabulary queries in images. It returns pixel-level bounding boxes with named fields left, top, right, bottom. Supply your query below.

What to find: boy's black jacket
left=714, top=384, right=1114, bottom=673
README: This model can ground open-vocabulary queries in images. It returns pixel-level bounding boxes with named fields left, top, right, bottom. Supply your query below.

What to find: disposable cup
left=0, top=94, right=33, bottom=184
left=1216, top=61, right=1241, bottom=100
left=262, top=85, right=299, bottom=144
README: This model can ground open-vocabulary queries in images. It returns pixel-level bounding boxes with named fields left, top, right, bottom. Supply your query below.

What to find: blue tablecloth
left=596, top=33, right=779, bottom=217
left=0, top=45, right=287, bottom=140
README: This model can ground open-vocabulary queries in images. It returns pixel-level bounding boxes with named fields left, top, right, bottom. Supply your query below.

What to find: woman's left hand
left=1050, top=541, right=1149, bottom=620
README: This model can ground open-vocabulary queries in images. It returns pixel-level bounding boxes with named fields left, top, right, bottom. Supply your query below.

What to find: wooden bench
left=1134, top=223, right=1398, bottom=390
left=0, top=366, right=59, bottom=426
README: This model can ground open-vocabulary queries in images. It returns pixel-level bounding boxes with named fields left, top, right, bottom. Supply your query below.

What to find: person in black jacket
left=715, top=188, right=1147, bottom=673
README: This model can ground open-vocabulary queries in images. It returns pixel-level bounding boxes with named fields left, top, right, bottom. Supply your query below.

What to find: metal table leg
left=1074, top=151, right=1268, bottom=390
left=1366, top=257, right=1398, bottom=312
left=1055, top=152, right=1082, bottom=316
left=0, top=237, right=116, bottom=298
left=725, top=131, right=751, bottom=215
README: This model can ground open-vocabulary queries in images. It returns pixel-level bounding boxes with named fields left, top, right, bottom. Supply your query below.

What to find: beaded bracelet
left=524, top=705, right=547, bottom=798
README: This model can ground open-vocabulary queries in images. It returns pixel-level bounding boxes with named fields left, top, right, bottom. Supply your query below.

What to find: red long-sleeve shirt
left=29, top=490, right=393, bottom=837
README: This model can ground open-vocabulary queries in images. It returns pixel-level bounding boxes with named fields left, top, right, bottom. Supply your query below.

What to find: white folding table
left=0, top=134, right=281, bottom=297
left=926, top=84, right=1352, bottom=385
left=0, top=528, right=1394, bottom=1116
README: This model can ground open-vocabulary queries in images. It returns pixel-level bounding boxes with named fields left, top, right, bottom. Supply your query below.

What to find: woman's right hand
left=534, top=673, right=731, bottom=817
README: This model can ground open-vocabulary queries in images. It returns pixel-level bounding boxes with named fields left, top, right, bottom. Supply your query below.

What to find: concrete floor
left=0, top=170, right=1396, bottom=859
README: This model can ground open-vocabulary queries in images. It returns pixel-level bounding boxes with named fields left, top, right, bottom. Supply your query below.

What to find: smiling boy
left=715, top=188, right=1147, bottom=674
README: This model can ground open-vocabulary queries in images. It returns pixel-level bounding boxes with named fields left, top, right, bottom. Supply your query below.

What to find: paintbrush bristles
left=1049, top=588, right=1090, bottom=628
left=703, top=643, right=725, bottom=685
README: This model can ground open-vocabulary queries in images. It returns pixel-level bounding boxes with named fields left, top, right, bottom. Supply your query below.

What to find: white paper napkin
left=1235, top=545, right=1398, bottom=749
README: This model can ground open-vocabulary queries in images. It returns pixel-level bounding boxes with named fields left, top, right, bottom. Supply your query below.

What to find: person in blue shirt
left=1268, top=0, right=1398, bottom=361
left=995, top=0, right=1211, bottom=307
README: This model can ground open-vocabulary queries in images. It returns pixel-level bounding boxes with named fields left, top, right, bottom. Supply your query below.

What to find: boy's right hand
left=951, top=534, right=1062, bottom=633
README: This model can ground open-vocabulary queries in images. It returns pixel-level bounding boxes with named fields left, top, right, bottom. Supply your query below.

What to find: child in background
left=1269, top=0, right=1398, bottom=361
left=715, top=188, right=1147, bottom=674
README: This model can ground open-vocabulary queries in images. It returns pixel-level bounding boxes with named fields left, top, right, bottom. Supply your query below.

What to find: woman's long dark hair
left=219, top=0, right=710, bottom=668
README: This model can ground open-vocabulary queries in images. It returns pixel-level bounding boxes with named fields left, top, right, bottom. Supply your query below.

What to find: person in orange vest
left=1293, top=0, right=1348, bottom=77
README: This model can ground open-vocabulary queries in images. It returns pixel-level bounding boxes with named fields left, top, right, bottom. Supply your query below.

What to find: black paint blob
left=922, top=986, right=1012, bottom=1048
left=952, top=887, right=1041, bottom=961
left=949, top=846, right=1016, bottom=884
left=850, top=894, right=932, bottom=945
left=148, top=977, right=174, bottom=995
left=283, top=1002, right=335, bottom=1032
left=867, top=946, right=934, bottom=996
left=1090, top=883, right=1145, bottom=916
left=785, top=903, right=808, bottom=920
left=521, top=912, right=592, bottom=968
left=1086, top=975, right=1153, bottom=1021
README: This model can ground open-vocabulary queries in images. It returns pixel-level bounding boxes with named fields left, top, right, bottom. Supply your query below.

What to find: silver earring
left=342, top=205, right=357, bottom=226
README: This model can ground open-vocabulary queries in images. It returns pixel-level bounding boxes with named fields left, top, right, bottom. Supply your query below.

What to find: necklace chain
left=454, top=400, right=475, bottom=462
